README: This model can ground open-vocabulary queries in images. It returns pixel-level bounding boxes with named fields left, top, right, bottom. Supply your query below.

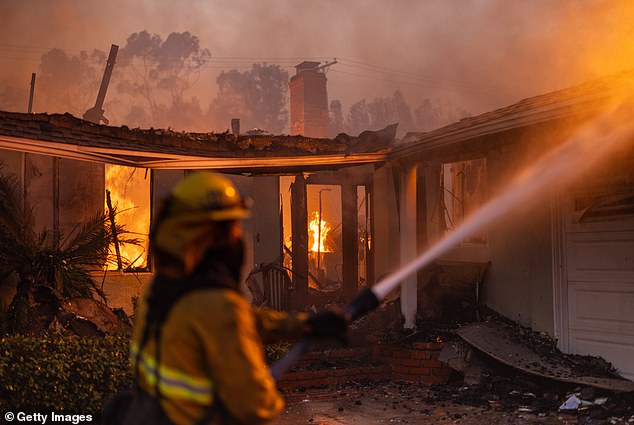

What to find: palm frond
left=0, top=165, right=144, bottom=332
left=61, top=211, right=111, bottom=268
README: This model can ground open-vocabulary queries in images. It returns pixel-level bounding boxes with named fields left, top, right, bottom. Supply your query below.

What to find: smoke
left=373, top=90, right=634, bottom=302
left=1, top=0, right=633, bottom=129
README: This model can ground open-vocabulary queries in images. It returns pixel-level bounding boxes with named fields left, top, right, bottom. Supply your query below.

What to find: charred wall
left=23, top=155, right=104, bottom=239
left=415, top=121, right=598, bottom=336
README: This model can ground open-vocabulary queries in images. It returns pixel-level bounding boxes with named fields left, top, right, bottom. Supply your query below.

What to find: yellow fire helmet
left=170, top=172, right=250, bottom=221
left=153, top=172, right=250, bottom=262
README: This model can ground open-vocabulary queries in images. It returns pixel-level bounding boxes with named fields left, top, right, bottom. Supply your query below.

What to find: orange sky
left=1, top=0, right=633, bottom=118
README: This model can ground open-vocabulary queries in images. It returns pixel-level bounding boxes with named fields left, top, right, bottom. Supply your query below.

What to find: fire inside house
left=306, top=185, right=341, bottom=289
left=1, top=16, right=634, bottom=421
left=104, top=164, right=150, bottom=270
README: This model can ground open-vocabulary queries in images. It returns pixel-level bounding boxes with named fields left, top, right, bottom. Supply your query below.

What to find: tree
left=414, top=98, right=470, bottom=132
left=116, top=30, right=211, bottom=128
left=37, top=48, right=105, bottom=116
left=347, top=99, right=370, bottom=136
left=366, top=90, right=414, bottom=135
left=0, top=85, right=27, bottom=113
left=328, top=99, right=344, bottom=137
left=209, top=63, right=289, bottom=134
left=346, top=91, right=415, bottom=136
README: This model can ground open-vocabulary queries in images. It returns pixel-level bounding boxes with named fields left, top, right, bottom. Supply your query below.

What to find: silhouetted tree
left=117, top=30, right=211, bottom=128
left=368, top=90, right=414, bottom=134
left=346, top=91, right=414, bottom=136
left=328, top=99, right=344, bottom=137
left=414, top=98, right=470, bottom=132
left=347, top=99, right=370, bottom=136
left=209, top=63, right=289, bottom=134
left=37, top=48, right=105, bottom=116
left=0, top=85, right=27, bottom=113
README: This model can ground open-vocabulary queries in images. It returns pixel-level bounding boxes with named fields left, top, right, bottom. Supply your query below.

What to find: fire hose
left=271, top=96, right=634, bottom=381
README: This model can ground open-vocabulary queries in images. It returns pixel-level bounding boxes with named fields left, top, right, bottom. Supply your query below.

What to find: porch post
left=341, top=182, right=359, bottom=301
left=291, top=174, right=309, bottom=308
left=399, top=163, right=418, bottom=329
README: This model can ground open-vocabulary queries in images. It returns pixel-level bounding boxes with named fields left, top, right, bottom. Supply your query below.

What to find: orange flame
left=105, top=165, right=150, bottom=270
left=309, top=212, right=331, bottom=253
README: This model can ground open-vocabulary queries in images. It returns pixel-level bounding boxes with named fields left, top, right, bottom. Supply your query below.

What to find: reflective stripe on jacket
left=132, top=286, right=308, bottom=425
left=132, top=343, right=214, bottom=405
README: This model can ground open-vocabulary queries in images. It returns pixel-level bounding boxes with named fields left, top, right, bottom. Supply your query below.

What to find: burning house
left=0, top=108, right=389, bottom=314
left=0, top=71, right=633, bottom=384
left=390, top=73, right=634, bottom=381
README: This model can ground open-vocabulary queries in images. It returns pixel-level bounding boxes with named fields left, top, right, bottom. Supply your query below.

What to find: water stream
left=372, top=96, right=634, bottom=301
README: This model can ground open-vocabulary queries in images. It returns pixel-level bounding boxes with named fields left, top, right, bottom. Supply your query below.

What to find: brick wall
left=279, top=343, right=452, bottom=389
left=289, top=71, right=328, bottom=138
left=383, top=343, right=452, bottom=385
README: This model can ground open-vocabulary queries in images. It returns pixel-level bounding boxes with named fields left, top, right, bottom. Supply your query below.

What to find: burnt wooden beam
left=291, top=174, right=308, bottom=309
left=416, top=167, right=428, bottom=289
left=416, top=168, right=428, bottom=251
left=366, top=183, right=375, bottom=287
left=341, top=183, right=359, bottom=301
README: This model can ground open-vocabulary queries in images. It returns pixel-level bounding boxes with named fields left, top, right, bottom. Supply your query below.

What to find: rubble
left=278, top=377, right=634, bottom=424
left=457, top=321, right=634, bottom=392
left=13, top=285, right=131, bottom=336
left=559, top=394, right=582, bottom=411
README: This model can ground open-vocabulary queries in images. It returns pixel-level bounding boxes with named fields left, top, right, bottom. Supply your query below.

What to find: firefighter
left=131, top=172, right=346, bottom=425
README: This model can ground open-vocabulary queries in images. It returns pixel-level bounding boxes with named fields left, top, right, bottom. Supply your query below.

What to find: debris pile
left=429, top=352, right=634, bottom=424
left=8, top=285, right=131, bottom=336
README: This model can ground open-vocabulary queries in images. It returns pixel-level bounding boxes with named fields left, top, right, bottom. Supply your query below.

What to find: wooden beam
left=0, top=135, right=386, bottom=172
left=341, top=183, right=358, bottom=301
left=399, top=164, right=417, bottom=329
left=291, top=174, right=308, bottom=309
left=366, top=183, right=375, bottom=287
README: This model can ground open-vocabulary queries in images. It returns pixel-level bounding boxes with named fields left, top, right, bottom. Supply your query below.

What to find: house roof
left=394, top=71, right=634, bottom=158
left=2, top=72, right=631, bottom=172
left=0, top=111, right=392, bottom=173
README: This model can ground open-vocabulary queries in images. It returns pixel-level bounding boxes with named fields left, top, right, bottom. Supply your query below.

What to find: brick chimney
left=289, top=61, right=328, bottom=138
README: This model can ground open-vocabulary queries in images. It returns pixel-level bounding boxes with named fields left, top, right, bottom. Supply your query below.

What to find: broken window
left=441, top=158, right=487, bottom=244
left=105, top=165, right=150, bottom=270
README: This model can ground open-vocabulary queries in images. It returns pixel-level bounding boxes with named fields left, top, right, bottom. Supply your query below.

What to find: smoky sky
left=1, top=0, right=633, bottom=118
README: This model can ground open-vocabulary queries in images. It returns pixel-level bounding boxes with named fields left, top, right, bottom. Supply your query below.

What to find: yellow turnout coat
left=132, top=285, right=307, bottom=424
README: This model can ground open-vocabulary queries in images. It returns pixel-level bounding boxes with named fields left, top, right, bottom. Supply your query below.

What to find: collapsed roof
left=0, top=112, right=396, bottom=173
left=1, top=71, right=632, bottom=172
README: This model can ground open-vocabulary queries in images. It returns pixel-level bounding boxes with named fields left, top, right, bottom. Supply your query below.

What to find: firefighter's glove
left=305, top=310, right=348, bottom=344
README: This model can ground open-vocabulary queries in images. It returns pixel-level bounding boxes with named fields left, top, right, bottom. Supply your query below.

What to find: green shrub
left=0, top=334, right=293, bottom=414
left=0, top=333, right=132, bottom=414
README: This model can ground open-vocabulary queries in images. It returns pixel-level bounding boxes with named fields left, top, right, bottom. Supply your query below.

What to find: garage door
left=564, top=188, right=634, bottom=381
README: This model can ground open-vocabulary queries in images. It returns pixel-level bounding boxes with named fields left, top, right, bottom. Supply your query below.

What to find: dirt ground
left=273, top=382, right=634, bottom=425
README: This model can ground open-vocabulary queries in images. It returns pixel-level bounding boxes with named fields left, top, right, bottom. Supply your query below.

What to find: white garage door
left=564, top=189, right=634, bottom=381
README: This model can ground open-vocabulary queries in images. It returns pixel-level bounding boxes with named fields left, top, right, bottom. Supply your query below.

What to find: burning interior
left=279, top=172, right=373, bottom=308
left=104, top=164, right=150, bottom=270
left=306, top=184, right=341, bottom=290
